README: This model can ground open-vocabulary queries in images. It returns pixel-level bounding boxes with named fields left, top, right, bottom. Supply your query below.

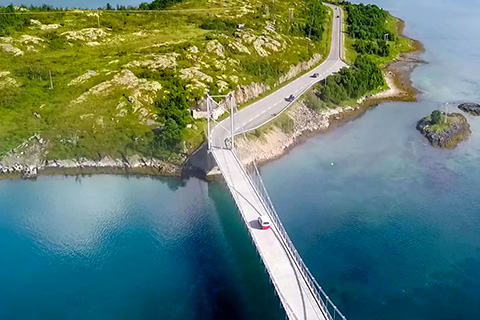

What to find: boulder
left=458, top=102, right=480, bottom=116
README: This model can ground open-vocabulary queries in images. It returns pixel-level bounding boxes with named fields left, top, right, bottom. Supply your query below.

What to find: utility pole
left=230, top=93, right=235, bottom=150
left=206, top=95, right=211, bottom=150
left=444, top=102, right=449, bottom=124
left=289, top=8, right=294, bottom=22
left=97, top=12, right=100, bottom=28
left=265, top=4, right=269, bottom=16
left=49, top=70, right=53, bottom=90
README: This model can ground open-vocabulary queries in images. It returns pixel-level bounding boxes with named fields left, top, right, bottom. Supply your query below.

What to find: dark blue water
left=1, top=0, right=480, bottom=319
left=0, top=176, right=284, bottom=319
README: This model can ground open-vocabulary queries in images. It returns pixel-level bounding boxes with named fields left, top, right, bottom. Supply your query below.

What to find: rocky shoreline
left=416, top=112, right=470, bottom=149
left=0, top=134, right=180, bottom=180
left=458, top=102, right=480, bottom=116
left=0, top=154, right=181, bottom=180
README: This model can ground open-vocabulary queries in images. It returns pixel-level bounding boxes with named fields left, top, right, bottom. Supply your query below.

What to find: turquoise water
left=1, top=0, right=480, bottom=319
left=0, top=176, right=285, bottom=319
left=261, top=0, right=480, bottom=318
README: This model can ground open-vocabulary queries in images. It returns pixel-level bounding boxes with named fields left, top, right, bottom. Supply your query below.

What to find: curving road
left=212, top=3, right=347, bottom=148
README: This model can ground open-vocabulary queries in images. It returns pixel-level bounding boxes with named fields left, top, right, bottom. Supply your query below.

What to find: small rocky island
left=416, top=110, right=470, bottom=148
left=458, top=102, right=480, bottom=116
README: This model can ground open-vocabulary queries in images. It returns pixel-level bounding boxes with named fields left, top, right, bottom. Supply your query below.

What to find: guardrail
left=239, top=157, right=347, bottom=320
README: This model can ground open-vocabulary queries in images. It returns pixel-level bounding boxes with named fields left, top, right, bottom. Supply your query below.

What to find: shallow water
left=1, top=0, right=480, bottom=319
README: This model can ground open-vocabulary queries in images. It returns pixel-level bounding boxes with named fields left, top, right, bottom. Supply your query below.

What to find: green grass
left=425, top=115, right=454, bottom=133
left=0, top=0, right=336, bottom=162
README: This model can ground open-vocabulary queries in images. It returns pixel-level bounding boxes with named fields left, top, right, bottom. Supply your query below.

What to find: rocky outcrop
left=458, top=102, right=480, bottom=116
left=61, top=28, right=108, bottom=42
left=124, top=53, right=178, bottom=70
left=0, top=43, right=24, bottom=56
left=30, top=19, right=60, bottom=30
left=68, top=70, right=98, bottom=86
left=205, top=40, right=225, bottom=57
left=276, top=53, right=322, bottom=85
left=0, top=71, right=19, bottom=88
left=233, top=82, right=270, bottom=105
left=416, top=112, right=470, bottom=149
left=253, top=35, right=283, bottom=56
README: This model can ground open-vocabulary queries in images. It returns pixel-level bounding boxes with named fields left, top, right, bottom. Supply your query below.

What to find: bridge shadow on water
left=206, top=181, right=286, bottom=320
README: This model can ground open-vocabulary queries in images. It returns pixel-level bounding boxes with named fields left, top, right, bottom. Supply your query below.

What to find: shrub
left=199, top=18, right=236, bottom=32
left=0, top=5, right=31, bottom=36
left=319, top=55, right=384, bottom=105
left=430, top=110, right=442, bottom=125
left=241, top=59, right=282, bottom=84
left=304, top=91, right=325, bottom=111
left=154, top=118, right=181, bottom=150
left=154, top=77, right=192, bottom=129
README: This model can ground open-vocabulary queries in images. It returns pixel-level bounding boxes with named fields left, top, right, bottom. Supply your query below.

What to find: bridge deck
left=212, top=148, right=329, bottom=320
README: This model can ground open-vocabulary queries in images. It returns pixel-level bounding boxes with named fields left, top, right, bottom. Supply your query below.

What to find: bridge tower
left=206, top=93, right=237, bottom=150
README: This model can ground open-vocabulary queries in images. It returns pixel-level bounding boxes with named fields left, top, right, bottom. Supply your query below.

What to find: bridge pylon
left=206, top=93, right=237, bottom=151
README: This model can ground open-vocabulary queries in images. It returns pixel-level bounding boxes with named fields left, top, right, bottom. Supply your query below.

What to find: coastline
left=0, top=16, right=424, bottom=182
left=234, top=18, right=425, bottom=167
left=0, top=157, right=183, bottom=181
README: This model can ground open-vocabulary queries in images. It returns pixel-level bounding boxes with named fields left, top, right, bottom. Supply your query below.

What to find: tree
left=105, top=3, right=113, bottom=10
left=155, top=78, right=191, bottom=128
left=431, top=110, right=442, bottom=125
left=155, top=118, right=181, bottom=150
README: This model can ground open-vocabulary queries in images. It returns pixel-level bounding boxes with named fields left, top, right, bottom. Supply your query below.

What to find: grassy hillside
left=0, top=0, right=332, bottom=163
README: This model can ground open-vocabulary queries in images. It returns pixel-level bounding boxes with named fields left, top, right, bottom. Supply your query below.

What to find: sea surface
left=1, top=0, right=480, bottom=319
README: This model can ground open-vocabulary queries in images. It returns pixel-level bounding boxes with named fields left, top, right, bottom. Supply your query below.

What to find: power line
left=0, top=7, right=244, bottom=15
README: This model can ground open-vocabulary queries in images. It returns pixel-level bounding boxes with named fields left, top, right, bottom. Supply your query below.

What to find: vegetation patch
left=0, top=0, right=333, bottom=165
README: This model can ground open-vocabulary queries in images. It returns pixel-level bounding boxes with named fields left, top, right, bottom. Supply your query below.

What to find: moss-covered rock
left=416, top=111, right=470, bottom=149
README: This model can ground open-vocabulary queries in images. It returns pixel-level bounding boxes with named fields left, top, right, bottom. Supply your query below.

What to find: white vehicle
left=257, top=215, right=271, bottom=230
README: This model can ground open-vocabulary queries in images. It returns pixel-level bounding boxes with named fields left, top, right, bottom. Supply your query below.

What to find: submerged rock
left=458, top=102, right=480, bottom=116
left=416, top=112, right=470, bottom=149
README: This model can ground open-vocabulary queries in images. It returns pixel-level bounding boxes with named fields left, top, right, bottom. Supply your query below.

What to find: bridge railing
left=239, top=156, right=347, bottom=320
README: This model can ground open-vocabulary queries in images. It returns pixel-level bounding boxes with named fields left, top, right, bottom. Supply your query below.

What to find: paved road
left=212, top=3, right=347, bottom=148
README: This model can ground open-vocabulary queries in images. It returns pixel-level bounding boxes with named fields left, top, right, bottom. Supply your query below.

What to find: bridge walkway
left=211, top=148, right=331, bottom=320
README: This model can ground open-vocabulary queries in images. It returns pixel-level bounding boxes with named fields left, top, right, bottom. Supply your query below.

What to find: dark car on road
left=286, top=94, right=295, bottom=102
left=312, top=73, right=319, bottom=78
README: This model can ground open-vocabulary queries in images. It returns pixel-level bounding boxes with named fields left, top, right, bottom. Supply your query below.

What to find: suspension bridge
left=206, top=3, right=347, bottom=319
